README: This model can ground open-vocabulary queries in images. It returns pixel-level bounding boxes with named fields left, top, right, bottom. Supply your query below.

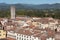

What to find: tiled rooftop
left=0, top=17, right=60, bottom=40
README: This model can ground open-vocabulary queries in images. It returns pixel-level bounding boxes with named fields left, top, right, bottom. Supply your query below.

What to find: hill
left=0, top=3, right=60, bottom=10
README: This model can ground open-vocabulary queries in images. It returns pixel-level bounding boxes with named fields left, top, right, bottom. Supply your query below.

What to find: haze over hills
left=0, top=3, right=60, bottom=10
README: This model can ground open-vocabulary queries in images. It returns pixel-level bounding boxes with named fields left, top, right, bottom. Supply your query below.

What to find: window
left=0, top=34, right=1, bottom=36
left=24, top=39, right=26, bottom=40
left=22, top=38, right=23, bottom=40
left=17, top=37, right=18, bottom=39
left=3, top=34, right=5, bottom=35
left=0, top=31, right=1, bottom=33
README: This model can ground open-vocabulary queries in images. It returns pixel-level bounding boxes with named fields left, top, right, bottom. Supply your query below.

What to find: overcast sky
left=0, top=0, right=60, bottom=4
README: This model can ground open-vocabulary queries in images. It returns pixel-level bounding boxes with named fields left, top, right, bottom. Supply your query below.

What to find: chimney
left=11, top=6, right=15, bottom=19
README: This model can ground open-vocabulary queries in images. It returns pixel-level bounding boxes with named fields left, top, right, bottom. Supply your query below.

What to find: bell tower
left=11, top=6, right=15, bottom=19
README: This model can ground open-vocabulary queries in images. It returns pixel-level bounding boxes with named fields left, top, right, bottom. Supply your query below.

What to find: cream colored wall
left=32, top=22, right=40, bottom=25
left=41, top=24, right=49, bottom=29
left=0, top=30, right=6, bottom=39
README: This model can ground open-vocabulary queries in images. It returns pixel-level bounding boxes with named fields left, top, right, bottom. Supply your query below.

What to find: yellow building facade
left=0, top=30, right=6, bottom=39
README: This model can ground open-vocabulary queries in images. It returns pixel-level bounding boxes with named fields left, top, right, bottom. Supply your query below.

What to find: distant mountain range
left=0, top=3, right=60, bottom=10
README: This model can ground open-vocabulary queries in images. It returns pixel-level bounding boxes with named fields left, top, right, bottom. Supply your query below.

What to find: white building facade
left=7, top=31, right=55, bottom=40
left=7, top=31, right=40, bottom=40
